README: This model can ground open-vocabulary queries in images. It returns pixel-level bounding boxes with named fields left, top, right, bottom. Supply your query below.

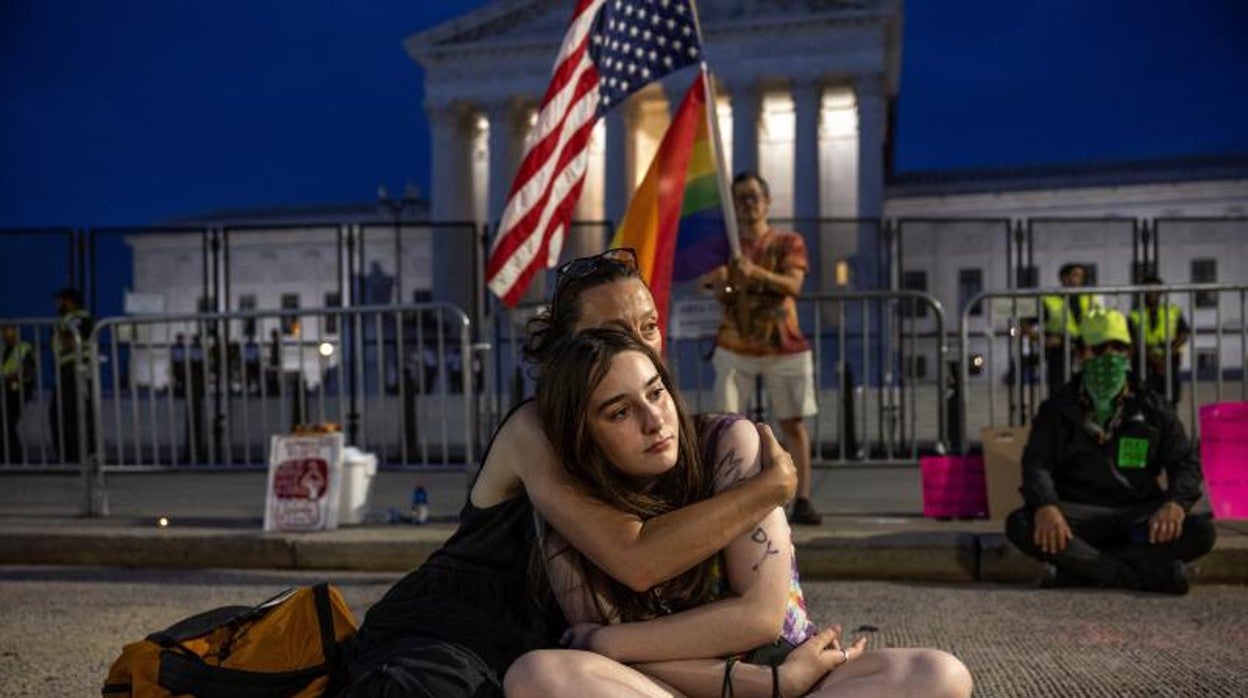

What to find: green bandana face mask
left=1082, top=353, right=1129, bottom=425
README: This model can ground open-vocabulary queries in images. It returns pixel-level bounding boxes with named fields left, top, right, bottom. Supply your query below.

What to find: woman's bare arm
left=572, top=421, right=795, bottom=662
left=574, top=506, right=793, bottom=662
left=499, top=403, right=796, bottom=592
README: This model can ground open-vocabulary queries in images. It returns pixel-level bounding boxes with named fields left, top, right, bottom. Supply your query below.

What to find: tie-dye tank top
left=697, top=413, right=818, bottom=648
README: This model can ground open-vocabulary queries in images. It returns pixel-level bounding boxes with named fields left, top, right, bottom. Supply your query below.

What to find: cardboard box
left=980, top=425, right=1030, bottom=520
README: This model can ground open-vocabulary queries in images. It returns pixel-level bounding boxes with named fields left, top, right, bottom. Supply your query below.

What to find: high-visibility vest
left=1, top=341, right=33, bottom=380
left=52, top=308, right=92, bottom=367
left=1041, top=294, right=1096, bottom=338
left=1129, top=304, right=1183, bottom=354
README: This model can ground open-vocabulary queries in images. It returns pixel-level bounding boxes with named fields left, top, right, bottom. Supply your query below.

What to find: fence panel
left=1027, top=218, right=1139, bottom=287
left=959, top=282, right=1248, bottom=448
left=1152, top=217, right=1247, bottom=336
left=667, top=289, right=948, bottom=465
left=6, top=304, right=483, bottom=481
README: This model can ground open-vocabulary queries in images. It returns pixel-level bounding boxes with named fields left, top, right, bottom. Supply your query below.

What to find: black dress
left=341, top=407, right=560, bottom=697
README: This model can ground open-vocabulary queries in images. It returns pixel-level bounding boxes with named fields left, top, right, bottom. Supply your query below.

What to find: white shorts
left=712, top=347, right=817, bottom=421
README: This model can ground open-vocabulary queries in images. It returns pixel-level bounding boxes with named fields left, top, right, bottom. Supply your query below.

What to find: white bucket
left=338, top=447, right=378, bottom=525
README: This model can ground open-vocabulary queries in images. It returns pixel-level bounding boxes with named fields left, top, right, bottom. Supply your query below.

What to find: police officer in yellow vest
left=51, top=287, right=95, bottom=464
left=1, top=324, right=36, bottom=464
left=1128, top=275, right=1189, bottom=406
left=1040, top=263, right=1099, bottom=397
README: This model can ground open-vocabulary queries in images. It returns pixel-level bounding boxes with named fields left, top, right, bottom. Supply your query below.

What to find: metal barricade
left=959, top=282, right=1248, bottom=449
left=487, top=301, right=543, bottom=421
left=668, top=290, right=948, bottom=465
left=76, top=304, right=476, bottom=486
left=489, top=290, right=946, bottom=465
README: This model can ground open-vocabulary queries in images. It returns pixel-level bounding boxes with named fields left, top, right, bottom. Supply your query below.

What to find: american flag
left=485, top=0, right=703, bottom=306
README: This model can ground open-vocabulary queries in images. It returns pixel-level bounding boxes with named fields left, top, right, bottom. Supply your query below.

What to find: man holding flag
left=701, top=172, right=822, bottom=525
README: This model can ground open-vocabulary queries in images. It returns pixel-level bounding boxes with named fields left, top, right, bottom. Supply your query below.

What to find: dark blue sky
left=2, top=0, right=1246, bottom=229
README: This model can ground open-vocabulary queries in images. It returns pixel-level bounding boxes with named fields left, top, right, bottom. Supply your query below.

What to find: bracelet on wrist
left=721, top=656, right=738, bottom=698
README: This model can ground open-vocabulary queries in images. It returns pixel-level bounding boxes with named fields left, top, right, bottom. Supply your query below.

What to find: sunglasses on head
left=556, top=248, right=638, bottom=284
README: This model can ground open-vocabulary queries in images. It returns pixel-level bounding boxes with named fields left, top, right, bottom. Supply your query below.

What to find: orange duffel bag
left=103, top=583, right=357, bottom=697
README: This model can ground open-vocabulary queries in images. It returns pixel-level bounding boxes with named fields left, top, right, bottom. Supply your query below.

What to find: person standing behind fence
left=1, top=324, right=36, bottom=463
left=50, top=287, right=95, bottom=463
left=700, top=172, right=821, bottom=526
left=1039, top=263, right=1099, bottom=397
left=1005, top=309, right=1215, bottom=595
left=1129, top=275, right=1189, bottom=406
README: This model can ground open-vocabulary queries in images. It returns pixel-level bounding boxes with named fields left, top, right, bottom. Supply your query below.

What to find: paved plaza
left=0, top=566, right=1244, bottom=697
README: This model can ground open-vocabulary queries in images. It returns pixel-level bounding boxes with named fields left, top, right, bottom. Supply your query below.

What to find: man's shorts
left=712, top=347, right=817, bottom=421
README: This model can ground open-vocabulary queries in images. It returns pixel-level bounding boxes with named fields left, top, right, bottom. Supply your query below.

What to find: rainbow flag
left=610, top=70, right=731, bottom=335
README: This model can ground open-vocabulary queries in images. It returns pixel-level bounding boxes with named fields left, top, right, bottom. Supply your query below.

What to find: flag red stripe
left=491, top=48, right=599, bottom=253
left=485, top=81, right=597, bottom=286
left=500, top=172, right=590, bottom=307
left=491, top=91, right=599, bottom=303
left=486, top=1, right=607, bottom=305
left=495, top=0, right=600, bottom=222
left=507, top=7, right=600, bottom=199
left=487, top=60, right=600, bottom=297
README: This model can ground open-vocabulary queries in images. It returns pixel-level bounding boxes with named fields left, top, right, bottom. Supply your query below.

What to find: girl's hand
left=560, top=622, right=604, bottom=651
left=757, top=423, right=797, bottom=502
left=779, top=625, right=868, bottom=696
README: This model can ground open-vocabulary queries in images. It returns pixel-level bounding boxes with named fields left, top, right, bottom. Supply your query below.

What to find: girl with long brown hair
left=510, top=328, right=973, bottom=697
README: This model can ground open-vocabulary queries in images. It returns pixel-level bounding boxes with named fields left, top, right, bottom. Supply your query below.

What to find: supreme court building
left=125, top=0, right=1247, bottom=358
left=408, top=0, right=902, bottom=305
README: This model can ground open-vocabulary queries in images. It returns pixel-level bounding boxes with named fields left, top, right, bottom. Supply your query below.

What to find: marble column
left=427, top=103, right=477, bottom=319
left=792, top=77, right=822, bottom=224
left=485, top=99, right=518, bottom=229
left=571, top=117, right=606, bottom=260
left=855, top=74, right=886, bottom=288
left=428, top=103, right=470, bottom=221
left=604, top=104, right=633, bottom=225
left=727, top=77, right=759, bottom=176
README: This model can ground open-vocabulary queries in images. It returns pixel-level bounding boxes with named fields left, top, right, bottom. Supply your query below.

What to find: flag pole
left=687, top=0, right=741, bottom=260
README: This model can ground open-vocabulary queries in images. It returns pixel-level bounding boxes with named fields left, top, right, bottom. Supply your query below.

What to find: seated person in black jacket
left=1005, top=309, right=1215, bottom=594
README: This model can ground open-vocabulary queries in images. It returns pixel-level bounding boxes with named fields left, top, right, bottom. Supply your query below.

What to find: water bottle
left=410, top=484, right=429, bottom=525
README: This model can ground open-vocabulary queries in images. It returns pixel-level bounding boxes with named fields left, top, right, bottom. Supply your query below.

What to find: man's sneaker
left=790, top=497, right=823, bottom=526
left=1038, top=564, right=1090, bottom=590
left=1129, top=560, right=1190, bottom=596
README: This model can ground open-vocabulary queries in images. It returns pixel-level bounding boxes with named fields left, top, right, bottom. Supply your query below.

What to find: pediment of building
left=411, top=0, right=901, bottom=107
left=409, top=0, right=896, bottom=55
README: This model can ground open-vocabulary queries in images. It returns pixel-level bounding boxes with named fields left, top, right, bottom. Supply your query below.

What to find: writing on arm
left=749, top=526, right=781, bottom=573
left=582, top=420, right=793, bottom=663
